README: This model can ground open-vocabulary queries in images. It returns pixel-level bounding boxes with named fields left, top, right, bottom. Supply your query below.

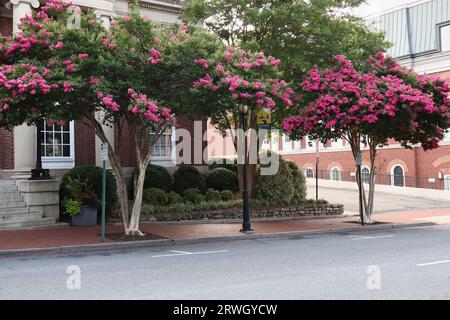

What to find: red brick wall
left=74, top=122, right=96, bottom=166
left=115, top=120, right=137, bottom=168
left=0, top=16, right=12, bottom=36
left=0, top=17, right=13, bottom=170
left=0, top=128, right=14, bottom=170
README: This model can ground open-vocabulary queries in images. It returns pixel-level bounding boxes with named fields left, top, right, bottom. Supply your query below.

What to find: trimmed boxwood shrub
left=183, top=188, right=205, bottom=204
left=252, top=156, right=295, bottom=204
left=208, top=158, right=238, bottom=173
left=60, top=165, right=117, bottom=218
left=205, top=168, right=238, bottom=191
left=173, top=165, right=206, bottom=194
left=206, top=188, right=221, bottom=202
left=287, top=161, right=307, bottom=203
left=144, top=164, right=173, bottom=192
left=142, top=188, right=168, bottom=206
left=167, top=191, right=182, bottom=205
left=220, top=190, right=234, bottom=201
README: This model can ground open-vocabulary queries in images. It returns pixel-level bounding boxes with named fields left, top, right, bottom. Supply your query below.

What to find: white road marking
left=417, top=260, right=450, bottom=267
left=169, top=250, right=192, bottom=254
left=350, top=235, right=395, bottom=241
left=152, top=250, right=229, bottom=258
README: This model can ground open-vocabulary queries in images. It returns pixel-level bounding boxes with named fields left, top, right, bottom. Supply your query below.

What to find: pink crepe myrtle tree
left=191, top=47, right=298, bottom=193
left=282, top=53, right=450, bottom=222
left=0, top=0, right=221, bottom=235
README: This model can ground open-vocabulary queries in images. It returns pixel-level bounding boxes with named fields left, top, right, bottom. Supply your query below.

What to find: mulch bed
left=105, top=233, right=167, bottom=242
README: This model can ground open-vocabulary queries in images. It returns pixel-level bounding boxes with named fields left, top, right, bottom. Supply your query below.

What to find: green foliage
left=143, top=164, right=173, bottom=192
left=184, top=0, right=390, bottom=82
left=183, top=188, right=205, bottom=204
left=286, top=161, right=307, bottom=203
left=64, top=199, right=83, bottom=216
left=60, top=166, right=114, bottom=215
left=253, top=156, right=295, bottom=204
left=173, top=165, right=207, bottom=194
left=141, top=199, right=243, bottom=215
left=142, top=188, right=168, bottom=206
left=205, top=168, right=238, bottom=191
left=208, top=158, right=238, bottom=173
left=220, top=189, right=234, bottom=201
left=167, top=191, right=183, bottom=205
left=206, top=188, right=221, bottom=202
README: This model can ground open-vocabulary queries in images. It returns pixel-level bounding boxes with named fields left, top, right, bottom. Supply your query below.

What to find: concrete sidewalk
left=1, top=208, right=450, bottom=257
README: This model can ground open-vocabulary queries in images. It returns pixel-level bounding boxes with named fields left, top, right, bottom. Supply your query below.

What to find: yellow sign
left=257, top=108, right=272, bottom=125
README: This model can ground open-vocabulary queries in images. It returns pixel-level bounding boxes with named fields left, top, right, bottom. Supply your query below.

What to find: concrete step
left=0, top=217, right=57, bottom=230
left=0, top=185, right=18, bottom=192
left=0, top=180, right=15, bottom=186
left=0, top=207, right=30, bottom=215
left=0, top=201, right=26, bottom=210
left=0, top=194, right=24, bottom=202
left=0, top=211, right=43, bottom=222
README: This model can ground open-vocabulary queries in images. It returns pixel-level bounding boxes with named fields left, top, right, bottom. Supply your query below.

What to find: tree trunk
left=84, top=113, right=130, bottom=233
left=126, top=161, right=148, bottom=235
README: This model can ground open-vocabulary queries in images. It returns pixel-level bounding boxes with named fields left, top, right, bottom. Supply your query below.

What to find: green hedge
left=60, top=165, right=117, bottom=218
left=205, top=168, right=238, bottom=191
left=143, top=188, right=168, bottom=206
left=252, top=156, right=295, bottom=204
left=208, top=158, right=238, bottom=173
left=287, top=161, right=307, bottom=203
left=144, top=164, right=173, bottom=192
left=173, top=165, right=206, bottom=194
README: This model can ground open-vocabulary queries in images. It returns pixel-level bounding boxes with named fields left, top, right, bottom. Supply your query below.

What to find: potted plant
left=64, top=177, right=99, bottom=227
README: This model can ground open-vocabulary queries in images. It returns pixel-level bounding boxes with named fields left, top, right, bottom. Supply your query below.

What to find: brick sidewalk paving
left=1, top=208, right=450, bottom=251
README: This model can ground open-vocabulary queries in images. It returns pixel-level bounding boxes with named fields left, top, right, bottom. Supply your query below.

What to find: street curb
left=0, top=221, right=435, bottom=259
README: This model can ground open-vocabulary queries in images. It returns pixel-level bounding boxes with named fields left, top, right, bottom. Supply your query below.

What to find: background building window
left=391, top=165, right=405, bottom=187
left=41, top=121, right=72, bottom=158
left=440, top=24, right=450, bottom=52
left=361, top=167, right=370, bottom=184
left=331, top=168, right=341, bottom=181
left=305, top=168, right=314, bottom=178
left=444, top=175, right=450, bottom=192
left=150, top=126, right=174, bottom=158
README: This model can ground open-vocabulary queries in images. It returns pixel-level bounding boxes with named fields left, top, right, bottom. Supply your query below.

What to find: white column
left=9, top=0, right=40, bottom=172
left=95, top=13, right=114, bottom=167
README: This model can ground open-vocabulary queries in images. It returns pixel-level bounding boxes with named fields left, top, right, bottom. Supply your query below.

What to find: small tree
left=190, top=47, right=298, bottom=193
left=282, top=53, right=450, bottom=222
left=0, top=0, right=221, bottom=234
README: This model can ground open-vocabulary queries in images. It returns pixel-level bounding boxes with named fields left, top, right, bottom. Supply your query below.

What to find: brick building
left=0, top=0, right=210, bottom=229
left=0, top=0, right=207, bottom=181
left=207, top=0, right=450, bottom=191
left=282, top=0, right=450, bottom=191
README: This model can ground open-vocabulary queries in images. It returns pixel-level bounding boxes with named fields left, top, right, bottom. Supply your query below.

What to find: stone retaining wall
left=141, top=204, right=344, bottom=222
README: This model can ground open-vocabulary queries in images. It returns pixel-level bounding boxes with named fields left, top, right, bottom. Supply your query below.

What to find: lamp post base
left=29, top=168, right=52, bottom=181
left=240, top=225, right=254, bottom=234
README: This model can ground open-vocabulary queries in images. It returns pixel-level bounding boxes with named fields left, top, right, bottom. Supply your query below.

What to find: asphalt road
left=1, top=225, right=450, bottom=299
left=307, top=185, right=450, bottom=214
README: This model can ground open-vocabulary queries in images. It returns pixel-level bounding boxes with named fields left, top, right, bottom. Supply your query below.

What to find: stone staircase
left=0, top=180, right=59, bottom=229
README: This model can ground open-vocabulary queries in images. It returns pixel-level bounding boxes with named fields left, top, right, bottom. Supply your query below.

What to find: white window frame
left=361, top=166, right=370, bottom=184
left=444, top=175, right=450, bottom=192
left=390, top=164, right=405, bottom=187
left=150, top=126, right=176, bottom=165
left=282, top=134, right=292, bottom=152
left=305, top=136, right=315, bottom=151
left=443, top=130, right=450, bottom=143
left=305, top=168, right=314, bottom=179
left=330, top=167, right=341, bottom=181
left=440, top=24, right=450, bottom=52
left=42, top=121, right=75, bottom=169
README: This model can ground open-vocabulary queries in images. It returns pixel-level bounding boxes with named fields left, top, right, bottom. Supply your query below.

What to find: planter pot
left=71, top=205, right=98, bottom=227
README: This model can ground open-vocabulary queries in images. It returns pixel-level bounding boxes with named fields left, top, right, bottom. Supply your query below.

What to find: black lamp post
left=239, top=104, right=253, bottom=233
left=30, top=121, right=51, bottom=180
